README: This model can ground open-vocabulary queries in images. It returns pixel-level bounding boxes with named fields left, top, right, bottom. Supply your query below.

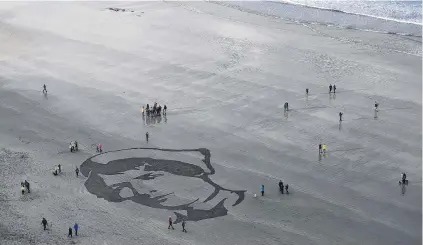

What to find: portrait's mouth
left=81, top=148, right=245, bottom=223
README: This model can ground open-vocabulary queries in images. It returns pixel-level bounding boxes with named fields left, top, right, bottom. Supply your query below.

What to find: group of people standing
left=142, top=103, right=167, bottom=117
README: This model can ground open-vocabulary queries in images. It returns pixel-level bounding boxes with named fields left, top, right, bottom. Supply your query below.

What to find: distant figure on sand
left=319, top=143, right=322, bottom=154
left=284, top=102, right=289, bottom=111
left=306, top=88, right=309, bottom=96
left=141, top=106, right=145, bottom=116
left=68, top=227, right=73, bottom=238
left=41, top=218, right=48, bottom=230
left=333, top=84, right=336, bottom=93
left=24, top=180, right=30, bottom=193
left=182, top=220, right=187, bottom=233
left=329, top=84, right=332, bottom=93
left=260, top=185, right=264, bottom=196
left=168, top=216, right=175, bottom=230
left=146, top=132, right=149, bottom=143
left=164, top=105, right=167, bottom=114
left=339, top=112, right=343, bottom=121
left=75, top=167, right=79, bottom=177
left=322, top=144, right=327, bottom=154
left=43, top=84, right=47, bottom=94
left=74, top=223, right=79, bottom=236
left=97, top=143, right=103, bottom=153
left=285, top=184, right=289, bottom=194
left=279, top=180, right=284, bottom=194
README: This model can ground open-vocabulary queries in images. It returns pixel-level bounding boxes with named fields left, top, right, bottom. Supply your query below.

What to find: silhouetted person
left=333, top=84, right=336, bottom=93
left=279, top=180, right=284, bottom=194
left=260, top=185, right=264, bottom=196
left=339, top=112, right=343, bottom=121
left=73, top=223, right=79, bottom=236
left=306, top=88, right=309, bottom=95
left=329, top=84, right=332, bottom=93
left=164, top=105, right=167, bottom=114
left=375, top=101, right=379, bottom=109
left=146, top=132, right=149, bottom=143
left=285, top=184, right=289, bottom=194
left=182, top=220, right=187, bottom=233
left=68, top=227, right=73, bottom=238
left=168, top=216, right=174, bottom=230
left=43, top=84, right=47, bottom=94
left=75, top=167, right=79, bottom=177
left=58, top=164, right=61, bottom=174
left=41, top=218, right=48, bottom=230
left=24, top=180, right=30, bottom=193
left=319, top=143, right=322, bottom=154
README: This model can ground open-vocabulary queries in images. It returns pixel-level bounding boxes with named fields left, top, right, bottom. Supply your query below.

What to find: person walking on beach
left=73, top=223, right=79, bottom=236
left=141, top=106, right=145, bottom=116
left=168, top=216, right=175, bottom=230
left=285, top=184, right=289, bottom=194
left=279, top=180, right=284, bottom=194
left=43, top=84, right=47, bottom=94
left=41, top=218, right=48, bottom=230
left=68, top=227, right=73, bottom=238
left=322, top=144, right=327, bottom=154
left=329, top=84, right=332, bottom=93
left=21, top=184, right=25, bottom=195
left=146, top=132, right=149, bottom=143
left=24, top=180, right=30, bottom=193
left=75, top=167, right=79, bottom=177
left=339, top=112, right=343, bottom=122
left=58, top=164, right=61, bottom=174
left=319, top=143, right=322, bottom=154
left=164, top=105, right=167, bottom=115
left=333, top=84, right=336, bottom=93
left=260, top=185, right=264, bottom=196
left=182, top=220, right=187, bottom=233
left=306, top=88, right=309, bottom=96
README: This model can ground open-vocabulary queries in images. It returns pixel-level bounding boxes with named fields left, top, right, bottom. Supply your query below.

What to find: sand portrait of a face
left=80, top=148, right=245, bottom=223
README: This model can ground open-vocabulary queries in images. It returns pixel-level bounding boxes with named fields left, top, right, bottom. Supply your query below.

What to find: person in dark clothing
left=284, top=102, right=289, bottom=111
left=182, top=220, right=187, bottom=233
left=375, top=101, right=379, bottom=109
left=75, top=167, right=79, bottom=177
left=164, top=105, right=167, bottom=114
left=24, top=180, right=30, bottom=193
left=285, top=184, right=289, bottom=194
left=43, top=84, right=47, bottom=94
left=260, top=185, right=264, bottom=196
left=279, top=180, right=284, bottom=194
left=168, top=216, right=175, bottom=230
left=58, top=164, right=61, bottom=174
left=73, top=223, right=79, bottom=236
left=75, top=141, right=78, bottom=151
left=333, top=85, right=336, bottom=93
left=68, top=227, right=73, bottom=238
left=339, top=112, right=343, bottom=121
left=319, top=143, right=322, bottom=154
left=306, top=88, right=309, bottom=95
left=42, top=218, right=48, bottom=230
left=146, top=132, right=149, bottom=143
left=329, top=84, right=332, bottom=93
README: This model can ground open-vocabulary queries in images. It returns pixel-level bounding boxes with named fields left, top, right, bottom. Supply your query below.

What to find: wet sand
left=0, top=2, right=421, bottom=245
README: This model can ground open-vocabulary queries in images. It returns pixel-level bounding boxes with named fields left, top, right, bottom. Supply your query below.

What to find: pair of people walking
left=168, top=216, right=187, bottom=232
left=68, top=223, right=79, bottom=238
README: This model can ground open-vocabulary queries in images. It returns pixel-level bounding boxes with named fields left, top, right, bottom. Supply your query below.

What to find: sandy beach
left=0, top=2, right=421, bottom=245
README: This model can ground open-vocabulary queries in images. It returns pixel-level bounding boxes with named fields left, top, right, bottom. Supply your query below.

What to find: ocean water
left=216, top=1, right=422, bottom=37
left=280, top=0, right=422, bottom=24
